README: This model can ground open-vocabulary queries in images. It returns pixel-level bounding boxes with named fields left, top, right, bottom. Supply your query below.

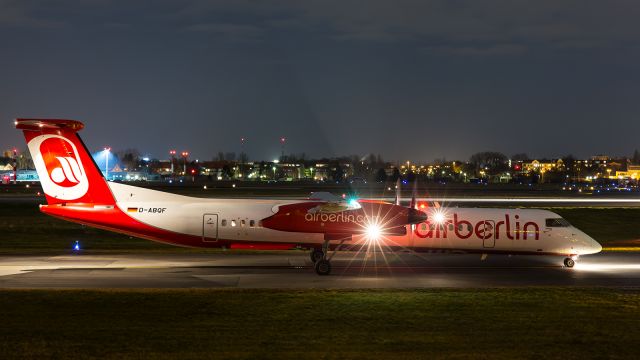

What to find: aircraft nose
left=589, top=238, right=603, bottom=254
left=408, top=208, right=428, bottom=224
left=579, top=232, right=602, bottom=254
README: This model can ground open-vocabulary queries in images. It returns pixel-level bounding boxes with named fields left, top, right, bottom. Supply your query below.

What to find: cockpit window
left=545, top=218, right=571, bottom=227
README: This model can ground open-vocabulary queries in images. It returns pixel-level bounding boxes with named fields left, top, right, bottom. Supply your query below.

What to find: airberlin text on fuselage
left=415, top=213, right=540, bottom=240
left=304, top=212, right=366, bottom=223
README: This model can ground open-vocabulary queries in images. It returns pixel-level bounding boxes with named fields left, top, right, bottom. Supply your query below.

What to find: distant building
left=616, top=165, right=640, bottom=180
left=522, top=159, right=564, bottom=172
left=0, top=169, right=38, bottom=183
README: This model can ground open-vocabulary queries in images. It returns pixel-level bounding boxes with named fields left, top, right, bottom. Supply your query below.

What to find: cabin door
left=482, top=220, right=496, bottom=248
left=202, top=214, right=218, bottom=242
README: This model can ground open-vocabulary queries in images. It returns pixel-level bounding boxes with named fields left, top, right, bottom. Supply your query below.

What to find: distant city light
left=103, top=147, right=111, bottom=180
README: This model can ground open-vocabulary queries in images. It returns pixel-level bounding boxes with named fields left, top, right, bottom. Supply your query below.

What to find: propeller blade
left=409, top=179, right=417, bottom=209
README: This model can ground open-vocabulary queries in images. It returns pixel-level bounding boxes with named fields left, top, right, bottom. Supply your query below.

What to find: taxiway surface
left=1, top=251, right=639, bottom=289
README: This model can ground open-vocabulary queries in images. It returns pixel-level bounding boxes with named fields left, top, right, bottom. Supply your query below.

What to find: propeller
left=409, top=178, right=417, bottom=209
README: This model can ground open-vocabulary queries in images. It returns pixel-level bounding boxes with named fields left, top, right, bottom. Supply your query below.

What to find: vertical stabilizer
left=15, top=119, right=115, bottom=205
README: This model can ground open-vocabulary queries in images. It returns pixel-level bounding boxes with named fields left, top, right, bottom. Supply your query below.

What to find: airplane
left=15, top=118, right=602, bottom=275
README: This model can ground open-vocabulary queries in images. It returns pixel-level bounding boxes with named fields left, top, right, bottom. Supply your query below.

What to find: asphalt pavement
left=1, top=251, right=639, bottom=289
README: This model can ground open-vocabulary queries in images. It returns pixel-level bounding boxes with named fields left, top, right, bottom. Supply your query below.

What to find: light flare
left=365, top=222, right=382, bottom=241
left=574, top=263, right=640, bottom=272
left=431, top=208, right=448, bottom=224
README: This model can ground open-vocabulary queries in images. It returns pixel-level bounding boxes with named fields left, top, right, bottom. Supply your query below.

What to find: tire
left=314, top=259, right=331, bottom=275
left=310, top=249, right=325, bottom=263
left=564, top=257, right=575, bottom=268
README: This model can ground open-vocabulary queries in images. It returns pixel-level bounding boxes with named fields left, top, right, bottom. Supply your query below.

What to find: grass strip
left=0, top=288, right=638, bottom=359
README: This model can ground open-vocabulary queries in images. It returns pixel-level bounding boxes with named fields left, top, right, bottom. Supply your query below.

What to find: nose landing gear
left=564, top=255, right=578, bottom=268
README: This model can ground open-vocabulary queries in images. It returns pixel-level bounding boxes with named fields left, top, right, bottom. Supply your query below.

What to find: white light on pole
left=104, top=147, right=111, bottom=180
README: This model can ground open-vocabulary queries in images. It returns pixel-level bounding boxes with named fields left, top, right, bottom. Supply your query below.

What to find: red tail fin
left=15, top=119, right=115, bottom=205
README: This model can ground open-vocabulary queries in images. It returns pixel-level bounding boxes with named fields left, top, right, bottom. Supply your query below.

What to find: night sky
left=2, top=1, right=640, bottom=162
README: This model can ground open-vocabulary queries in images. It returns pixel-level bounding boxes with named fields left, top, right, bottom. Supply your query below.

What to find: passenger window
left=221, top=219, right=227, bottom=226
left=241, top=220, right=246, bottom=227
left=231, top=220, right=237, bottom=227
left=429, top=224, right=435, bottom=230
left=448, top=224, right=453, bottom=231
left=421, top=223, right=427, bottom=230
left=250, top=220, right=255, bottom=227
left=545, top=218, right=570, bottom=227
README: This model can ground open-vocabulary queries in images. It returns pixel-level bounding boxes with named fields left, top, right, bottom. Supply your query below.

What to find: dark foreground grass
left=0, top=288, right=638, bottom=359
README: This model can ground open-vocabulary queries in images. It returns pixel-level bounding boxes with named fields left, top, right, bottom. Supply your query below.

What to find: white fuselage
left=109, top=183, right=602, bottom=256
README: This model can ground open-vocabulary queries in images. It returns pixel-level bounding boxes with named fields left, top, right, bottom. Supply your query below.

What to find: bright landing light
left=365, top=223, right=382, bottom=240
left=432, top=210, right=446, bottom=224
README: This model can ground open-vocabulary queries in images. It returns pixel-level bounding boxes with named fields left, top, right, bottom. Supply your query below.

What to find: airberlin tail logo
left=29, top=134, right=89, bottom=200
left=49, top=156, right=83, bottom=186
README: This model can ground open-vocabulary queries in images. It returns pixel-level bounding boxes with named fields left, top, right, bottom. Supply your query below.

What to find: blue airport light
left=73, top=241, right=81, bottom=251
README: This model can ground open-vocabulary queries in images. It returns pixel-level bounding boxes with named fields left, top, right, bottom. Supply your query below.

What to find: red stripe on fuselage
left=41, top=204, right=217, bottom=248
left=41, top=204, right=298, bottom=250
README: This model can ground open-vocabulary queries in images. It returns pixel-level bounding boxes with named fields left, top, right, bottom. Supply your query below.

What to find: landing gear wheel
left=564, top=257, right=575, bottom=268
left=310, top=249, right=325, bottom=263
left=314, top=259, right=331, bottom=275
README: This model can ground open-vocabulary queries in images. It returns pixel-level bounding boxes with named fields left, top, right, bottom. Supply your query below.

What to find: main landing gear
left=311, top=240, right=334, bottom=276
left=564, top=256, right=578, bottom=268
left=310, top=248, right=325, bottom=263
left=314, top=259, right=331, bottom=276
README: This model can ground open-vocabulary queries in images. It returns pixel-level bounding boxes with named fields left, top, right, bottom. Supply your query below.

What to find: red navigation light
left=191, top=169, right=196, bottom=174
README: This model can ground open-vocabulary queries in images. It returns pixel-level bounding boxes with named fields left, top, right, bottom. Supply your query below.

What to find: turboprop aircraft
left=15, top=119, right=601, bottom=275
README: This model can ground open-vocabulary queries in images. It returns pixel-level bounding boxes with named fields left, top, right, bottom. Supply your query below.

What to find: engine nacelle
left=260, top=200, right=427, bottom=236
